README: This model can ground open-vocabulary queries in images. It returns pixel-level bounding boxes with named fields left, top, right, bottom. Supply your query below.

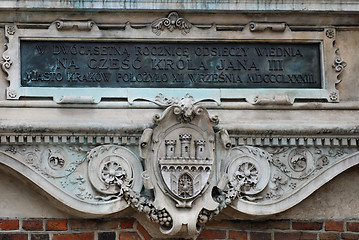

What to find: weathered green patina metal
left=21, top=41, right=321, bottom=89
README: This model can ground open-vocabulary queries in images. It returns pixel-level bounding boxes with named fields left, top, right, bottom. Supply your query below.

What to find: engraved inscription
left=21, top=41, right=321, bottom=88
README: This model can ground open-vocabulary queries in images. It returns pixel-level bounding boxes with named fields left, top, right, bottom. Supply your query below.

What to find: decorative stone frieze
left=0, top=97, right=357, bottom=238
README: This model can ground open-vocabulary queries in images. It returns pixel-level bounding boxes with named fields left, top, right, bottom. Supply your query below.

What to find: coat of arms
left=139, top=96, right=219, bottom=236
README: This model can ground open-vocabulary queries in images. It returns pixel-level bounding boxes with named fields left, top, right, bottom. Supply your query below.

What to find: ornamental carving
left=140, top=97, right=219, bottom=236
left=233, top=162, right=259, bottom=192
left=332, top=40, right=347, bottom=85
left=159, top=132, right=212, bottom=204
left=48, top=149, right=65, bottom=169
left=101, top=161, right=126, bottom=185
left=0, top=98, right=358, bottom=238
left=151, top=12, right=192, bottom=35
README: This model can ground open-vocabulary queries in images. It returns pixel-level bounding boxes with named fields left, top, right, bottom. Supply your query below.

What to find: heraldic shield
left=159, top=129, right=212, bottom=205
left=140, top=97, right=220, bottom=237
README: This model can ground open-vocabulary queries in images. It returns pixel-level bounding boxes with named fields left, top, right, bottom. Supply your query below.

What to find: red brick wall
left=0, top=218, right=359, bottom=239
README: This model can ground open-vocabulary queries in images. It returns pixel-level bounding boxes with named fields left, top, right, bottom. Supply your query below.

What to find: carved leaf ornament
left=152, top=12, right=192, bottom=35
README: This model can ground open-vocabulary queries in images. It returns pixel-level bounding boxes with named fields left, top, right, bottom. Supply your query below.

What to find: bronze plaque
left=21, top=41, right=322, bottom=88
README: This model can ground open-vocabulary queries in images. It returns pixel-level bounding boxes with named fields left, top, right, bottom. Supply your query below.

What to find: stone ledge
left=1, top=0, right=359, bottom=12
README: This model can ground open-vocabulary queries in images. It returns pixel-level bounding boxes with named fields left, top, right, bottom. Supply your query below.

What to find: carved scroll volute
left=326, top=27, right=344, bottom=102
left=249, top=22, right=287, bottom=32
left=139, top=97, right=219, bottom=237
left=55, top=20, right=95, bottom=31
left=139, top=128, right=153, bottom=159
left=329, top=28, right=347, bottom=87
left=3, top=25, right=17, bottom=99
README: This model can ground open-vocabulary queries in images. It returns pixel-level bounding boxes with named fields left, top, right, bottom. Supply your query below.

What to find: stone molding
left=0, top=1, right=359, bottom=12
left=0, top=134, right=357, bottom=147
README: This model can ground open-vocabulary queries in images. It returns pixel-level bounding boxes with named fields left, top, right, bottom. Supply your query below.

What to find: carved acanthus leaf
left=151, top=12, right=192, bottom=35
left=154, top=93, right=180, bottom=106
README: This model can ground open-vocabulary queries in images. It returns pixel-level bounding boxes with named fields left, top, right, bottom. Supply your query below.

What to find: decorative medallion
left=88, top=145, right=142, bottom=195
left=225, top=146, right=271, bottom=196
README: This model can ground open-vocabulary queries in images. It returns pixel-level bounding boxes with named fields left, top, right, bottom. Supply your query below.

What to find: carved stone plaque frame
left=2, top=14, right=343, bottom=105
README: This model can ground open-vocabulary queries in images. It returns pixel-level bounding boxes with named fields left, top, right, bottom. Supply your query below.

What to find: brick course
left=98, top=232, right=116, bottom=240
left=341, top=232, right=359, bottom=239
left=0, top=220, right=19, bottom=230
left=292, top=221, right=323, bottom=230
left=31, top=234, right=50, bottom=240
left=0, top=218, right=358, bottom=239
left=325, top=221, right=344, bottom=232
left=119, top=232, right=142, bottom=240
left=228, top=230, right=247, bottom=240
left=46, top=220, right=68, bottom=231
left=53, top=232, right=94, bottom=240
left=22, top=219, right=43, bottom=231
left=120, top=219, right=134, bottom=229
left=274, top=232, right=317, bottom=240
left=198, top=229, right=227, bottom=239
left=251, top=220, right=290, bottom=230
left=347, top=221, right=359, bottom=232
left=250, top=232, right=272, bottom=240
left=319, top=233, right=340, bottom=240
left=0, top=233, right=27, bottom=240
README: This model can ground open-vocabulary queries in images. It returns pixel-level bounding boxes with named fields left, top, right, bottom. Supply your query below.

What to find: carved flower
left=289, top=182, right=297, bottom=189
left=289, top=154, right=307, bottom=172
left=271, top=173, right=287, bottom=186
left=7, top=89, right=17, bottom=98
left=7, top=26, right=15, bottom=35
left=6, top=147, right=17, bottom=154
left=101, top=161, right=127, bottom=186
left=329, top=92, right=338, bottom=101
left=48, top=152, right=65, bottom=169
left=336, top=149, right=345, bottom=157
left=233, top=162, right=259, bottom=192
left=316, top=155, right=329, bottom=169
left=326, top=29, right=335, bottom=39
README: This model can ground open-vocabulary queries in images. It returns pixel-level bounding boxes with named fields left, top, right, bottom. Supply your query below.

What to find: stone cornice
left=0, top=134, right=357, bottom=148
left=1, top=0, right=359, bottom=12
